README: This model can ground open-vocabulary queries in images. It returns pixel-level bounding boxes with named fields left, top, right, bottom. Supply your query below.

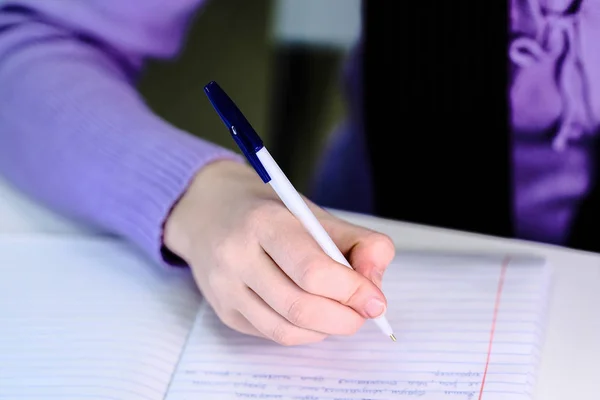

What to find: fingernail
left=365, top=298, right=386, bottom=318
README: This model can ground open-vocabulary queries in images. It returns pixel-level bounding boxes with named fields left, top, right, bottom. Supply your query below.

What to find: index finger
left=259, top=216, right=388, bottom=320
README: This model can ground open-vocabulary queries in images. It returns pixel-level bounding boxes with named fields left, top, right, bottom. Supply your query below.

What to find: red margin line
left=478, top=256, right=510, bottom=400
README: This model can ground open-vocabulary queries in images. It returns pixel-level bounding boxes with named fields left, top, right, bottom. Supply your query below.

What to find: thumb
left=347, top=230, right=396, bottom=288
left=319, top=214, right=396, bottom=289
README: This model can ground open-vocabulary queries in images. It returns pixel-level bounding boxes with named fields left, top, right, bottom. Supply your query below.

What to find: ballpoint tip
left=390, top=334, right=397, bottom=342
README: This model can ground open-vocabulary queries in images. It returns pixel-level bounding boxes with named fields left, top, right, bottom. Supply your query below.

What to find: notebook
left=0, top=235, right=551, bottom=400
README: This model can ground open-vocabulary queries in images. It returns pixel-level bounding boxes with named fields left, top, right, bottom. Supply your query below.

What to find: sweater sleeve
left=0, top=1, right=244, bottom=265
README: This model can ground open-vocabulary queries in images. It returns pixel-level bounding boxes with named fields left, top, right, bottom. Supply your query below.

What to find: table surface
left=1, top=176, right=598, bottom=399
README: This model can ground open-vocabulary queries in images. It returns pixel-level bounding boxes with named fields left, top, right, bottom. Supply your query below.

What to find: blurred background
left=137, top=0, right=361, bottom=194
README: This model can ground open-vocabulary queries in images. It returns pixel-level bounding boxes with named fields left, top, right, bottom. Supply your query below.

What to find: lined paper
left=166, top=252, right=550, bottom=400
left=0, top=236, right=201, bottom=400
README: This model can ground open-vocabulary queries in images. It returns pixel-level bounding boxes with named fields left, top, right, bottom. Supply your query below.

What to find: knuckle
left=212, top=237, right=239, bottom=271
left=368, top=231, right=396, bottom=257
left=296, top=255, right=325, bottom=292
left=244, top=207, right=264, bottom=232
left=377, top=232, right=395, bottom=249
left=286, top=296, right=309, bottom=327
left=271, top=323, right=296, bottom=346
left=247, top=200, right=293, bottom=241
left=245, top=201, right=280, bottom=232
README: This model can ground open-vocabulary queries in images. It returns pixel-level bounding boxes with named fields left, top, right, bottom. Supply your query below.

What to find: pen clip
left=204, top=81, right=271, bottom=183
left=230, top=126, right=271, bottom=183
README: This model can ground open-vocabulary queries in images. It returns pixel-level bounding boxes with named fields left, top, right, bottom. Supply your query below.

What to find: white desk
left=0, top=177, right=95, bottom=236
left=1, top=175, right=599, bottom=399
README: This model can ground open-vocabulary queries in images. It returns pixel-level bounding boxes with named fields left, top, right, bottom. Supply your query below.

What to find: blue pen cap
left=204, top=81, right=270, bottom=183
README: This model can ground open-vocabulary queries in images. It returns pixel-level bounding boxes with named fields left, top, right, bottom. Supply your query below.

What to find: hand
left=164, top=160, right=395, bottom=346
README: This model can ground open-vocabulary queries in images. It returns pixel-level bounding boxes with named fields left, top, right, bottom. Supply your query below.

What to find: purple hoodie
left=0, top=0, right=598, bottom=264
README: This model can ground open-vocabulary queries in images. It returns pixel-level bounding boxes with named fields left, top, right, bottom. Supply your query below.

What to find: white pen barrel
left=257, top=147, right=395, bottom=339
left=256, top=147, right=351, bottom=268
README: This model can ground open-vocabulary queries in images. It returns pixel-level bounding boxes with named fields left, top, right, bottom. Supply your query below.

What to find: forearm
left=0, top=2, right=243, bottom=264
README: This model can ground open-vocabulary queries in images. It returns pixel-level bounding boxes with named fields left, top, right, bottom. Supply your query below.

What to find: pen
left=204, top=81, right=396, bottom=342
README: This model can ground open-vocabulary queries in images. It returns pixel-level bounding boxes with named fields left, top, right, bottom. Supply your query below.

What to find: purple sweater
left=1, top=0, right=599, bottom=264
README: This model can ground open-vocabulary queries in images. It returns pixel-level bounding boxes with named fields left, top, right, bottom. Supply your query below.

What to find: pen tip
left=390, top=334, right=397, bottom=342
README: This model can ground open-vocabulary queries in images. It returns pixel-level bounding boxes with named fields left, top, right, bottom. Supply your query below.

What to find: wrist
left=162, top=159, right=243, bottom=264
left=162, top=195, right=193, bottom=265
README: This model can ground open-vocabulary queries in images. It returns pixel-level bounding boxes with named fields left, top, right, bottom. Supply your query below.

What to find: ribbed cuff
left=101, top=117, right=244, bottom=267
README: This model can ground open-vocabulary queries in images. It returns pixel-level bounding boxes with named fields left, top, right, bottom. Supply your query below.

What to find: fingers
left=258, top=217, right=387, bottom=321
left=192, top=275, right=267, bottom=340
left=339, top=229, right=396, bottom=288
left=241, top=252, right=365, bottom=336
left=218, top=309, right=266, bottom=339
left=236, top=286, right=328, bottom=346
left=318, top=213, right=396, bottom=288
